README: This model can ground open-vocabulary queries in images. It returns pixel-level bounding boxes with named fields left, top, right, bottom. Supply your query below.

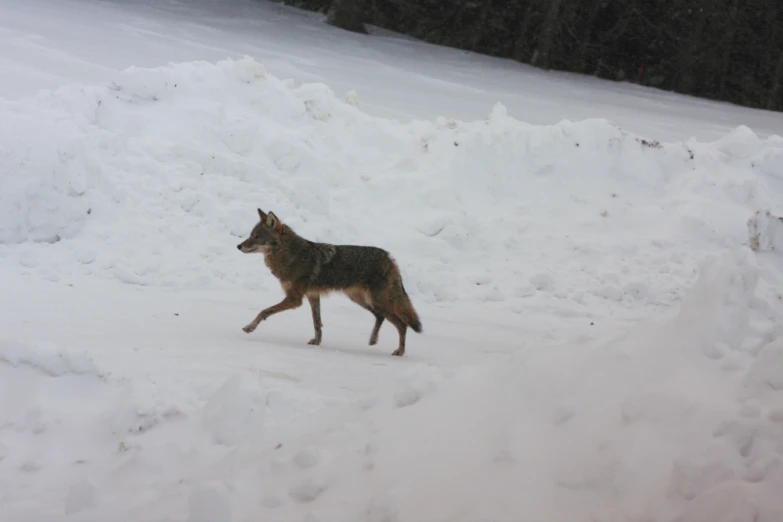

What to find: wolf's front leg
left=242, top=292, right=304, bottom=334
left=242, top=309, right=275, bottom=333
left=242, top=320, right=261, bottom=333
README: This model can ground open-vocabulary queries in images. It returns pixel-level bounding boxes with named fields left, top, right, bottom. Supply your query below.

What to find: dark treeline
left=277, top=0, right=783, bottom=112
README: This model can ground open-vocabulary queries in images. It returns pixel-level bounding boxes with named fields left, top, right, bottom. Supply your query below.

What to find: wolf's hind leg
left=307, top=294, right=322, bottom=345
left=384, top=313, right=407, bottom=356
left=345, top=290, right=385, bottom=345
left=368, top=310, right=384, bottom=346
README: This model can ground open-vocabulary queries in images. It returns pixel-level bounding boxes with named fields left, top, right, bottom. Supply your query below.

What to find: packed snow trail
left=1, top=58, right=783, bottom=522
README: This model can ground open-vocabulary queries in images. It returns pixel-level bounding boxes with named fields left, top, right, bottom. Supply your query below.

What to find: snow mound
left=1, top=57, right=782, bottom=316
left=261, top=248, right=781, bottom=522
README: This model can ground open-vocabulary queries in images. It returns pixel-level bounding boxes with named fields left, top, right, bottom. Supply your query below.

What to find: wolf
left=237, top=208, right=422, bottom=356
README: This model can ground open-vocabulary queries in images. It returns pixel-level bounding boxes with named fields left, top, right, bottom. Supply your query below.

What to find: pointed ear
left=257, top=208, right=267, bottom=221
left=265, top=211, right=280, bottom=230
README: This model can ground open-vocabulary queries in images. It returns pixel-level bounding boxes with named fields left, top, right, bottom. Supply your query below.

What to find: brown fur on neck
left=262, top=224, right=314, bottom=283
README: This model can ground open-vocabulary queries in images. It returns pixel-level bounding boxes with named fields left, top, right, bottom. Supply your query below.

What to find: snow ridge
left=1, top=57, right=782, bottom=317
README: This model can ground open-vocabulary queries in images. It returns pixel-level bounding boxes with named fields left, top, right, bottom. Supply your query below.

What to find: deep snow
left=2, top=1, right=783, bottom=521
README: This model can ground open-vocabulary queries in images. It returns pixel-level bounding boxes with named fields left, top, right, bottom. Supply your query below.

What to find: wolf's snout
left=236, top=244, right=243, bottom=251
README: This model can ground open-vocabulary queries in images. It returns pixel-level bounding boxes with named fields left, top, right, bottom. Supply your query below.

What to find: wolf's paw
left=242, top=323, right=258, bottom=334
left=369, top=336, right=378, bottom=346
left=391, top=348, right=405, bottom=356
left=307, top=337, right=321, bottom=346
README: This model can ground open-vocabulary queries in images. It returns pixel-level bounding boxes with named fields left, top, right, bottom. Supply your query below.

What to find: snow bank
left=247, top=248, right=779, bottom=522
left=1, top=57, right=782, bottom=316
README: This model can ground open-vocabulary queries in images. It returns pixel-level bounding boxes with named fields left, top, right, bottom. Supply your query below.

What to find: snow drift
left=1, top=57, right=782, bottom=317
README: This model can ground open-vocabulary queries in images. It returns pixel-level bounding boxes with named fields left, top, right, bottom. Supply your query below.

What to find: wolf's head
left=237, top=208, right=282, bottom=254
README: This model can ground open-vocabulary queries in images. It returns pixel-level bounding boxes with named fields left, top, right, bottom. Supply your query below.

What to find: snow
left=3, top=0, right=783, bottom=143
left=2, top=55, right=780, bottom=319
left=2, top=0, right=783, bottom=521
left=65, top=480, right=97, bottom=515
left=748, top=210, right=783, bottom=254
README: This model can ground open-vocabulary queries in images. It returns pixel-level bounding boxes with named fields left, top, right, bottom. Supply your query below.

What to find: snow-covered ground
left=2, top=0, right=783, bottom=521
left=4, top=0, right=783, bottom=142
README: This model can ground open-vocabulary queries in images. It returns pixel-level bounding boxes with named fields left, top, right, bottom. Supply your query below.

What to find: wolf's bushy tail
left=390, top=278, right=422, bottom=333
left=399, top=283, right=422, bottom=333
left=401, top=300, right=422, bottom=333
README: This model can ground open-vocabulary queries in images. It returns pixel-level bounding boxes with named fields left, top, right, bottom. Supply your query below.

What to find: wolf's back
left=308, top=242, right=422, bottom=333
left=311, top=244, right=394, bottom=289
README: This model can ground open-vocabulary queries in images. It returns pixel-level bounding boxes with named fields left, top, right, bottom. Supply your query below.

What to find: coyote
left=237, top=208, right=422, bottom=356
